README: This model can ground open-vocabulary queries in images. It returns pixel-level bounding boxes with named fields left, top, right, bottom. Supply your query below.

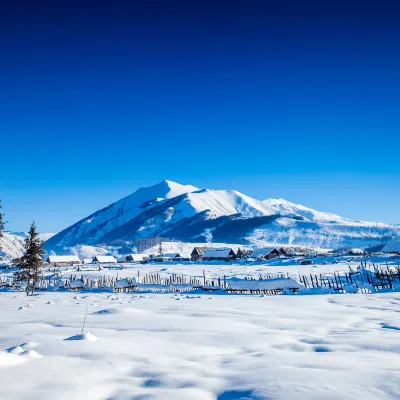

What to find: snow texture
left=0, top=290, right=399, bottom=399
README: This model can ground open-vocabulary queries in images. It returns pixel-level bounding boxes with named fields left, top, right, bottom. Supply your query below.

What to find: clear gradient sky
left=2, top=0, right=400, bottom=232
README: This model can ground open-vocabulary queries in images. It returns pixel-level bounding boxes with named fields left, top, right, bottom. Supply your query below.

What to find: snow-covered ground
left=1, top=257, right=399, bottom=399
left=0, top=291, right=399, bottom=399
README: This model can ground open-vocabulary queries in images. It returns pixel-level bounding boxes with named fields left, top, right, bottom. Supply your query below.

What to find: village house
left=348, top=248, right=365, bottom=256
left=47, top=255, right=80, bottom=265
left=190, top=247, right=209, bottom=261
left=124, top=254, right=149, bottom=263
left=279, top=246, right=308, bottom=257
left=154, top=253, right=181, bottom=262
left=92, top=255, right=117, bottom=264
left=236, top=247, right=254, bottom=259
left=201, top=248, right=236, bottom=262
left=252, top=247, right=281, bottom=260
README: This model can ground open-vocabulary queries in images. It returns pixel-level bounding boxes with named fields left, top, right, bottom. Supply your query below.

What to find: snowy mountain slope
left=0, top=231, right=55, bottom=261
left=182, top=189, right=279, bottom=219
left=44, top=180, right=400, bottom=251
left=257, top=199, right=398, bottom=247
left=263, top=198, right=390, bottom=227
left=246, top=216, right=399, bottom=249
left=11, top=232, right=56, bottom=242
left=0, top=232, right=25, bottom=260
left=263, top=198, right=347, bottom=222
left=45, top=180, right=199, bottom=249
left=46, top=183, right=283, bottom=250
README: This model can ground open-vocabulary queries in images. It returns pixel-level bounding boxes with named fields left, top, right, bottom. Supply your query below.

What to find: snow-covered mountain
left=0, top=231, right=55, bottom=261
left=44, top=180, right=400, bottom=252
left=0, top=232, right=25, bottom=261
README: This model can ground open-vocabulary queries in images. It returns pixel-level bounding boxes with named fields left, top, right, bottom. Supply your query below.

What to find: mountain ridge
left=44, top=180, right=400, bottom=252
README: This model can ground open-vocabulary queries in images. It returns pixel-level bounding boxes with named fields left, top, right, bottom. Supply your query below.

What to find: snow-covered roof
left=382, top=240, right=400, bottom=253
left=349, top=248, right=364, bottom=255
left=92, top=255, right=117, bottom=263
left=47, top=255, right=80, bottom=263
left=82, top=258, right=93, bottom=264
left=252, top=247, right=280, bottom=257
left=115, top=278, right=137, bottom=288
left=126, top=254, right=149, bottom=262
left=202, top=248, right=234, bottom=258
left=157, top=253, right=180, bottom=258
left=70, top=279, right=84, bottom=288
left=191, top=247, right=209, bottom=255
left=237, top=246, right=254, bottom=254
left=226, top=277, right=303, bottom=291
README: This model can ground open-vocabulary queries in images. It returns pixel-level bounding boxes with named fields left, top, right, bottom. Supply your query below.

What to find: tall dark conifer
left=0, top=201, right=5, bottom=250
left=0, top=201, right=5, bottom=262
left=15, top=222, right=45, bottom=296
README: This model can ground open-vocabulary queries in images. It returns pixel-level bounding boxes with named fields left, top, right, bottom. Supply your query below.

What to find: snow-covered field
left=1, top=291, right=399, bottom=399
left=1, top=257, right=399, bottom=399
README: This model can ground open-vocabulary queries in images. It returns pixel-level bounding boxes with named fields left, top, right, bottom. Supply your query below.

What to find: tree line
left=0, top=201, right=45, bottom=296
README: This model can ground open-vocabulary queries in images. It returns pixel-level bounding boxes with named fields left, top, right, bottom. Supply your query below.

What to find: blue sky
left=2, top=1, right=400, bottom=232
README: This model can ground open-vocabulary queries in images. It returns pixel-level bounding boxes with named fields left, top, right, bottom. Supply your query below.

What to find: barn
left=154, top=253, right=181, bottom=262
left=236, top=247, right=254, bottom=259
left=124, top=254, right=149, bottom=263
left=348, top=248, right=365, bottom=256
left=202, top=248, right=236, bottom=262
left=252, top=247, right=281, bottom=260
left=92, top=255, right=117, bottom=264
left=191, top=247, right=209, bottom=261
left=47, top=255, right=80, bottom=265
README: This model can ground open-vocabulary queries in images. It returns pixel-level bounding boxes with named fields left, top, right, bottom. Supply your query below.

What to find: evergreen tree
left=15, top=222, right=45, bottom=296
left=0, top=200, right=5, bottom=252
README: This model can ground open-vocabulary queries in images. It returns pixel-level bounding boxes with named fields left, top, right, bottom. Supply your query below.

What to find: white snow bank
left=0, top=352, right=26, bottom=368
left=65, top=332, right=98, bottom=341
left=226, top=277, right=304, bottom=291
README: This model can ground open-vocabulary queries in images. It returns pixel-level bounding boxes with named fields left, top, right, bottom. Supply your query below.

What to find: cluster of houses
left=46, top=246, right=283, bottom=266
left=45, top=240, right=400, bottom=266
left=190, top=246, right=282, bottom=261
left=46, top=255, right=118, bottom=265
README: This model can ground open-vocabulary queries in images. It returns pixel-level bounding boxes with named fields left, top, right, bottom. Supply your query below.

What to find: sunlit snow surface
left=0, top=286, right=399, bottom=399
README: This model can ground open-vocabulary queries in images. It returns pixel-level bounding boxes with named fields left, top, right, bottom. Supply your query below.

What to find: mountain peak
left=153, top=179, right=199, bottom=194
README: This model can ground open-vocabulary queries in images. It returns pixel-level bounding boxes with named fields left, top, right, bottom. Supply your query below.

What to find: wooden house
left=124, top=254, right=149, bottom=263
left=154, top=253, right=181, bottom=262
left=236, top=247, right=254, bottom=259
left=92, top=255, right=117, bottom=264
left=201, top=248, right=236, bottom=262
left=47, top=255, right=80, bottom=265
left=348, top=248, right=364, bottom=256
left=191, top=247, right=209, bottom=261
left=252, top=247, right=281, bottom=260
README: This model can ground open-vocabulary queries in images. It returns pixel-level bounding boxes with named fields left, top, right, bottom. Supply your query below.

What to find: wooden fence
left=1, top=264, right=399, bottom=295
